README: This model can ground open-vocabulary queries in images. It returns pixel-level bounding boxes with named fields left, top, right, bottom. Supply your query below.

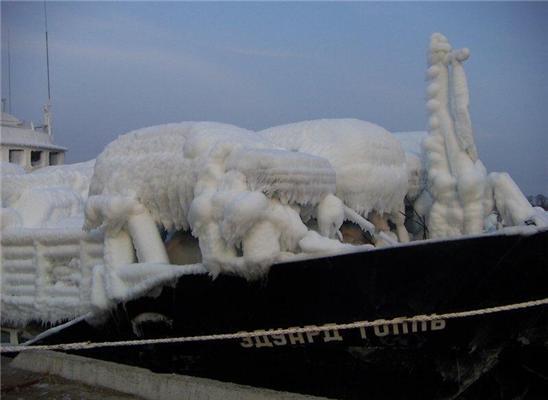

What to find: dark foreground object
left=41, top=230, right=548, bottom=399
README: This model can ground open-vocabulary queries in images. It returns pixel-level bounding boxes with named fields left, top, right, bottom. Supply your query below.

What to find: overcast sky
left=1, top=1, right=547, bottom=195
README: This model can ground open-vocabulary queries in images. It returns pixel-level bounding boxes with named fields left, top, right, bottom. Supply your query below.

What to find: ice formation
left=488, top=173, right=539, bottom=227
left=1, top=160, right=99, bottom=324
left=1, top=227, right=104, bottom=325
left=422, top=33, right=543, bottom=238
left=1, top=160, right=95, bottom=229
left=85, top=121, right=347, bottom=279
left=392, top=131, right=428, bottom=202
left=423, top=34, right=489, bottom=238
left=1, top=161, right=26, bottom=176
left=260, top=119, right=410, bottom=242
left=2, top=33, right=546, bottom=327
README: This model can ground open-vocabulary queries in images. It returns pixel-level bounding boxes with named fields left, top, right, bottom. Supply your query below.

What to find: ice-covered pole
left=423, top=33, right=464, bottom=237
left=447, top=46, right=488, bottom=234
left=423, top=33, right=487, bottom=237
left=127, top=210, right=170, bottom=264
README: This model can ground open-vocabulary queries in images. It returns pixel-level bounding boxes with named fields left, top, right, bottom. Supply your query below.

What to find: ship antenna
left=7, top=28, right=12, bottom=113
left=43, top=1, right=51, bottom=102
left=42, top=1, right=53, bottom=137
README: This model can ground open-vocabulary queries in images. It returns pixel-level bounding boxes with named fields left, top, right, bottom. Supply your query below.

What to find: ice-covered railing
left=1, top=228, right=103, bottom=325
left=1, top=160, right=104, bottom=325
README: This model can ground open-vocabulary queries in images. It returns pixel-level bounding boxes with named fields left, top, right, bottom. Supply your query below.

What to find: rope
left=2, top=297, right=547, bottom=354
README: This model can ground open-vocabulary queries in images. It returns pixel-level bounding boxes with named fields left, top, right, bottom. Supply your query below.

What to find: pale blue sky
left=2, top=1, right=547, bottom=195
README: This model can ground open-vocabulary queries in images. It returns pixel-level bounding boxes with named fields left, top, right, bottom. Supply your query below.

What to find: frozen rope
left=2, top=297, right=547, bottom=354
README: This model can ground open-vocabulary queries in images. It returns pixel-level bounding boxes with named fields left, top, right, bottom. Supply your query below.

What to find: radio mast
left=43, top=1, right=52, bottom=137
left=43, top=1, right=51, bottom=102
left=7, top=28, right=12, bottom=113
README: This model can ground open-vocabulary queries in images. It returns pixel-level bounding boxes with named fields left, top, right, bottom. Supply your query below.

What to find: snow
left=1, top=32, right=545, bottom=327
left=260, top=119, right=408, bottom=218
left=298, top=230, right=354, bottom=254
left=1, top=160, right=100, bottom=325
left=0, top=125, right=66, bottom=150
left=392, top=131, right=429, bottom=202
left=87, top=122, right=270, bottom=232
left=86, top=121, right=347, bottom=279
left=1, top=160, right=95, bottom=229
left=91, top=263, right=207, bottom=310
left=531, top=207, right=548, bottom=228
left=489, top=172, right=540, bottom=227
left=1, top=161, right=26, bottom=176
left=225, top=147, right=336, bottom=205
left=316, top=193, right=345, bottom=239
left=1, top=122, right=543, bottom=325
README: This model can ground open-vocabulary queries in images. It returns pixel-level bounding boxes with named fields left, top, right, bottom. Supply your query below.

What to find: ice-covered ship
left=1, top=34, right=547, bottom=399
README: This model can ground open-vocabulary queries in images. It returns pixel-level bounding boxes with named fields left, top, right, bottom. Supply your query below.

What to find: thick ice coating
left=423, top=33, right=489, bottom=238
left=261, top=119, right=408, bottom=217
left=420, top=33, right=544, bottom=238
left=1, top=160, right=95, bottom=229
left=3, top=32, right=546, bottom=327
left=260, top=119, right=410, bottom=243
left=85, top=121, right=345, bottom=279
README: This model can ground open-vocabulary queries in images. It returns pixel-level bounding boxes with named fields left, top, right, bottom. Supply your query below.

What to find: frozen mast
left=424, top=33, right=488, bottom=238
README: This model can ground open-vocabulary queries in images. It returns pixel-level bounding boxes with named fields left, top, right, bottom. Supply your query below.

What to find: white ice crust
left=261, top=119, right=408, bottom=217
left=1, top=33, right=545, bottom=327
left=1, top=161, right=26, bottom=176
left=85, top=121, right=345, bottom=280
left=419, top=33, right=542, bottom=238
left=1, top=160, right=95, bottom=229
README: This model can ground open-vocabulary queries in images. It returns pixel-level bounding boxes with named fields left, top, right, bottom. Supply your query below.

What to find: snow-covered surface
left=0, top=111, right=65, bottom=150
left=1, top=112, right=22, bottom=127
left=1, top=160, right=95, bottom=229
left=85, top=121, right=346, bottom=280
left=1, top=161, right=26, bottom=176
left=392, top=131, right=428, bottom=202
left=87, top=122, right=335, bottom=232
left=261, top=119, right=408, bottom=217
left=91, top=263, right=207, bottom=310
left=1, top=125, right=66, bottom=151
left=489, top=172, right=537, bottom=227
left=1, top=33, right=546, bottom=327
left=1, top=160, right=100, bottom=324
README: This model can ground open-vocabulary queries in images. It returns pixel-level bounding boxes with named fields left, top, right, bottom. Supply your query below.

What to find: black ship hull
left=41, top=229, right=548, bottom=399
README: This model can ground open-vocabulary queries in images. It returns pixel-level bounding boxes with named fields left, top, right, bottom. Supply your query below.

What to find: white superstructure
left=0, top=106, right=66, bottom=171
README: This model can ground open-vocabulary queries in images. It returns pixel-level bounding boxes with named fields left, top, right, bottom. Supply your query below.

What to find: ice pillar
left=127, top=209, right=170, bottom=264
left=424, top=33, right=487, bottom=238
